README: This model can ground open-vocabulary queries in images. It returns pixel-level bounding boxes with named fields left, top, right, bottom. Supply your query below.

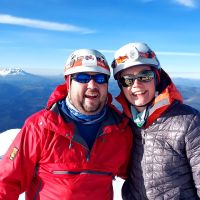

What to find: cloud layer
left=100, top=49, right=200, bottom=57
left=141, top=0, right=197, bottom=8
left=174, top=0, right=197, bottom=8
left=0, top=14, right=95, bottom=34
left=157, top=51, right=200, bottom=56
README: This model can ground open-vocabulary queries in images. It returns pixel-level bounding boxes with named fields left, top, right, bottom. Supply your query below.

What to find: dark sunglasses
left=119, top=70, right=155, bottom=87
left=71, top=73, right=109, bottom=84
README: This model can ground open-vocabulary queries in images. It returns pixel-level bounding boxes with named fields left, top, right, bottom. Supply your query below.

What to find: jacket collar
left=43, top=83, right=127, bottom=136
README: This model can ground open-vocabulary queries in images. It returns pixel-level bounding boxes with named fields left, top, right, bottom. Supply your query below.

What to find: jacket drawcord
left=69, top=136, right=73, bottom=149
left=86, top=152, right=90, bottom=162
left=142, top=131, right=146, bottom=144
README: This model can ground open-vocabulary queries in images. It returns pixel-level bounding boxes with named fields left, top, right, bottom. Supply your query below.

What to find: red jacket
left=0, top=84, right=132, bottom=200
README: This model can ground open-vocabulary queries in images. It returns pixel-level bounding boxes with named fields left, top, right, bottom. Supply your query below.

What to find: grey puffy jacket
left=122, top=102, right=200, bottom=200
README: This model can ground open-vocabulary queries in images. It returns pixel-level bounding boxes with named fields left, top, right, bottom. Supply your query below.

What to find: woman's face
left=120, top=66, right=156, bottom=112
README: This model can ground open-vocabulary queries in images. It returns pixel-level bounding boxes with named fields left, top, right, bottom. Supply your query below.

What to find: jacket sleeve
left=185, top=113, right=200, bottom=197
left=0, top=120, right=43, bottom=199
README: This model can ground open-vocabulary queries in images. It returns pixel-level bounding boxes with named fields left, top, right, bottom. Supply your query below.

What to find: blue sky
left=0, top=0, right=200, bottom=78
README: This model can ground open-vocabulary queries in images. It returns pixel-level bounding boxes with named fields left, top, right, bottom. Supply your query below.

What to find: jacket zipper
left=69, top=129, right=112, bottom=162
left=79, top=131, right=108, bottom=162
left=52, top=170, right=114, bottom=176
left=141, top=130, right=148, bottom=198
left=142, top=131, right=146, bottom=144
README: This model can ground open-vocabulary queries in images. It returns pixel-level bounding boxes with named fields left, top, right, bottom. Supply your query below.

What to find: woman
left=111, top=42, right=200, bottom=199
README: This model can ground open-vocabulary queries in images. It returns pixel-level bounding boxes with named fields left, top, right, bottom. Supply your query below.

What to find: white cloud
left=101, top=49, right=200, bottom=57
left=157, top=51, right=200, bottom=56
left=0, top=14, right=95, bottom=34
left=173, top=0, right=197, bottom=8
left=140, top=0, right=197, bottom=8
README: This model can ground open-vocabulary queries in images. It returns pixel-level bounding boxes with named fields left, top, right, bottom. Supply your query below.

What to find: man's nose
left=87, top=79, right=98, bottom=88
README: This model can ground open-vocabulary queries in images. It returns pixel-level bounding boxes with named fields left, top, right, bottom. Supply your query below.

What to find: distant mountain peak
left=0, top=68, right=28, bottom=76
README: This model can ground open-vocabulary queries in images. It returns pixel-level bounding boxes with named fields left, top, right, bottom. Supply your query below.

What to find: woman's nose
left=131, top=78, right=142, bottom=87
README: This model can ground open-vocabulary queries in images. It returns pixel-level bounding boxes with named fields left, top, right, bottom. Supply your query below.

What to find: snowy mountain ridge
left=0, top=67, right=28, bottom=76
left=0, top=68, right=200, bottom=133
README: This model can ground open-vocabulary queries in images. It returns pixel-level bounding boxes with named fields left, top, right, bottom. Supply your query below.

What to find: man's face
left=120, top=65, right=156, bottom=112
left=69, top=72, right=108, bottom=115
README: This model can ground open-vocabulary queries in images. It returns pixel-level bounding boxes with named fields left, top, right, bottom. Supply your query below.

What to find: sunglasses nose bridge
left=87, top=76, right=98, bottom=87
left=88, top=75, right=98, bottom=83
left=82, top=74, right=96, bottom=83
left=129, top=76, right=143, bottom=87
left=134, top=76, right=145, bottom=85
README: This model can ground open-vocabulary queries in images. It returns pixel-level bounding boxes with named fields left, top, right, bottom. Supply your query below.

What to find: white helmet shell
left=111, top=43, right=160, bottom=77
left=64, top=49, right=110, bottom=76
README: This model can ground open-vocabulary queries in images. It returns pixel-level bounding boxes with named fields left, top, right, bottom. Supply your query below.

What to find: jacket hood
left=46, top=83, right=68, bottom=109
left=116, top=68, right=183, bottom=128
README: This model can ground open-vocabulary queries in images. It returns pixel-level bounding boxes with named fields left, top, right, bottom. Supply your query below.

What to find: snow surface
left=0, top=68, right=25, bottom=76
left=0, top=129, right=124, bottom=200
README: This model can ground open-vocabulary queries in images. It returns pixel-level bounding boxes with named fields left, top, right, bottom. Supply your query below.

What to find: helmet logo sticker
left=113, top=49, right=156, bottom=68
left=111, top=56, right=128, bottom=69
left=138, top=50, right=156, bottom=59
left=96, top=56, right=109, bottom=70
left=111, top=43, right=161, bottom=77
left=116, top=56, right=128, bottom=65
left=84, top=55, right=95, bottom=60
left=129, top=48, right=139, bottom=60
left=70, top=58, right=75, bottom=67
left=64, top=49, right=111, bottom=76
left=82, top=55, right=95, bottom=66
left=66, top=55, right=109, bottom=69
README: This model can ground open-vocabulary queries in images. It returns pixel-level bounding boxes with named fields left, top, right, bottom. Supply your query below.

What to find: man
left=111, top=42, right=200, bottom=199
left=0, top=49, right=132, bottom=200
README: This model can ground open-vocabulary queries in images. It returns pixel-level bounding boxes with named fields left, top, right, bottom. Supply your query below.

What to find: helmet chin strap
left=65, top=75, right=72, bottom=101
